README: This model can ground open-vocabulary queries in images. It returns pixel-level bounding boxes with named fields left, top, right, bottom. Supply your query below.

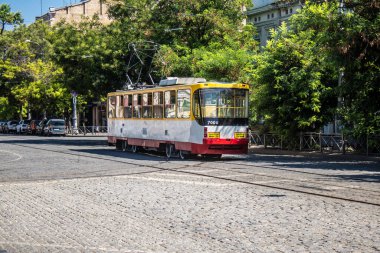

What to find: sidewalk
left=249, top=145, right=380, bottom=161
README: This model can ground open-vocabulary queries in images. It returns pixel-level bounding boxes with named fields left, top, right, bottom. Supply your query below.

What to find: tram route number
left=207, top=120, right=219, bottom=125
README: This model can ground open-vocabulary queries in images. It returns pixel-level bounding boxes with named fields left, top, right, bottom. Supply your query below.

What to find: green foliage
left=108, top=0, right=257, bottom=83
left=291, top=0, right=380, bottom=135
left=0, top=21, right=69, bottom=119
left=250, top=0, right=379, bottom=141
left=52, top=18, right=125, bottom=100
left=0, top=97, right=17, bottom=119
left=251, top=23, right=336, bottom=140
left=0, top=4, right=23, bottom=35
left=108, top=0, right=252, bottom=49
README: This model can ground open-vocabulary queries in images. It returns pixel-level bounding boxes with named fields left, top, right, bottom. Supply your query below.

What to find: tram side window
left=116, top=95, right=124, bottom=118
left=133, top=94, right=142, bottom=118
left=153, top=92, right=163, bottom=118
left=142, top=93, right=152, bottom=118
left=193, top=90, right=201, bottom=119
left=108, top=96, right=116, bottom=118
left=124, top=94, right=132, bottom=118
left=177, top=89, right=191, bottom=118
left=164, top=90, right=176, bottom=118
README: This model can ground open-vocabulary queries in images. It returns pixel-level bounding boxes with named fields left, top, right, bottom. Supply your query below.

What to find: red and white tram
left=107, top=78, right=249, bottom=158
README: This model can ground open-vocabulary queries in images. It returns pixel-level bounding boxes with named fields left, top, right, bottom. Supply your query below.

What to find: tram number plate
left=207, top=132, right=220, bottom=138
left=234, top=132, right=246, bottom=139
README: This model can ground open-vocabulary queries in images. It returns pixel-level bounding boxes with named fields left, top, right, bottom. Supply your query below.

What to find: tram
left=107, top=77, right=249, bottom=158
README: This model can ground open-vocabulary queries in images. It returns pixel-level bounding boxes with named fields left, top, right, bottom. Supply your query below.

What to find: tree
left=0, top=4, right=23, bottom=35
left=155, top=25, right=257, bottom=82
left=291, top=0, right=380, bottom=135
left=52, top=17, right=124, bottom=101
left=250, top=0, right=379, bottom=144
left=0, top=20, right=69, bottom=119
left=106, top=0, right=256, bottom=83
left=250, top=23, right=336, bottom=143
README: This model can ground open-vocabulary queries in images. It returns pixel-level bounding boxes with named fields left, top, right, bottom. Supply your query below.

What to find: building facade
left=37, top=0, right=111, bottom=26
left=247, top=0, right=303, bottom=47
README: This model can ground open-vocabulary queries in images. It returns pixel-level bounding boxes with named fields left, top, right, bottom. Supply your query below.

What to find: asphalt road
left=0, top=134, right=379, bottom=253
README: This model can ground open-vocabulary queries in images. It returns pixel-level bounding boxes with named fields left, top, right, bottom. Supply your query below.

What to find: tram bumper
left=192, top=138, right=249, bottom=155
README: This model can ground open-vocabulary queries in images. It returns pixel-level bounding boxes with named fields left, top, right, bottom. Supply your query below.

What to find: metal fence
left=249, top=131, right=380, bottom=156
left=66, top=126, right=108, bottom=136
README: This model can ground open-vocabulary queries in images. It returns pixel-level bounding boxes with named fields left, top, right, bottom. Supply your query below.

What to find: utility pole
left=71, top=91, right=78, bottom=134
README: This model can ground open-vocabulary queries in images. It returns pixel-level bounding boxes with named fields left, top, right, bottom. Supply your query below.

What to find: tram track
left=1, top=137, right=379, bottom=207
left=207, top=160, right=380, bottom=194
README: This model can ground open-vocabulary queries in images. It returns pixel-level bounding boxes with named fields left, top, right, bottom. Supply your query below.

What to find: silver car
left=43, top=119, right=66, bottom=136
left=5, top=120, right=18, bottom=133
left=16, top=120, right=31, bottom=134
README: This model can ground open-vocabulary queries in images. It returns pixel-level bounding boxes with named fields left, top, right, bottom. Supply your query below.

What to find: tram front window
left=193, top=89, right=248, bottom=125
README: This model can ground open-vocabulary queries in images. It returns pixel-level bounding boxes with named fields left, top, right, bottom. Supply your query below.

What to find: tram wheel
left=179, top=150, right=188, bottom=160
left=165, top=144, right=173, bottom=158
left=126, top=144, right=132, bottom=152
left=131, top=145, right=138, bottom=153
left=122, top=141, right=127, bottom=151
left=116, top=140, right=123, bottom=150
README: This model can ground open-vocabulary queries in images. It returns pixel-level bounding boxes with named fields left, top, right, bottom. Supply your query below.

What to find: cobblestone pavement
left=0, top=135, right=379, bottom=253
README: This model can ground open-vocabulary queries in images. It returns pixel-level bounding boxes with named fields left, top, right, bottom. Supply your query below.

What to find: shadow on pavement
left=0, top=136, right=107, bottom=146
left=69, top=148, right=167, bottom=162
left=242, top=153, right=380, bottom=183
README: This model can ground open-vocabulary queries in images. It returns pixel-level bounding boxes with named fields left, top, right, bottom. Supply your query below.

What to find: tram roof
left=108, top=80, right=249, bottom=96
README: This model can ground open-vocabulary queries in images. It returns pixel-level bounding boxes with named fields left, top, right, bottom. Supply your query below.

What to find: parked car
left=0, top=121, right=7, bottom=133
left=43, top=119, right=66, bottom=136
left=5, top=120, right=18, bottom=133
left=36, top=119, right=48, bottom=135
left=29, top=120, right=41, bottom=135
left=16, top=120, right=31, bottom=134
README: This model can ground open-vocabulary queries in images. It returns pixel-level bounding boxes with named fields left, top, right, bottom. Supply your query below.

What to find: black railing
left=249, top=131, right=380, bottom=156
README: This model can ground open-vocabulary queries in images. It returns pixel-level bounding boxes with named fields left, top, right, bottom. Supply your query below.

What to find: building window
left=290, top=8, right=293, bottom=14
left=254, top=17, right=257, bottom=22
left=271, top=13, right=274, bottom=18
left=285, top=9, right=288, bottom=15
left=267, top=14, right=270, bottom=19
left=258, top=16, right=261, bottom=21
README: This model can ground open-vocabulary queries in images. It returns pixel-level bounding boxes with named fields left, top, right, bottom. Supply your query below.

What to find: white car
left=5, top=120, right=18, bottom=133
left=16, top=120, right=31, bottom=134
left=43, top=119, right=66, bottom=136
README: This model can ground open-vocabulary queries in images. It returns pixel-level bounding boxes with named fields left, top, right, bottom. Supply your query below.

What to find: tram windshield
left=193, top=88, right=248, bottom=124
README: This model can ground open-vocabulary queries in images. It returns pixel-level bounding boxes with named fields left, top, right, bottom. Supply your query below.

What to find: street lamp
left=71, top=91, right=78, bottom=135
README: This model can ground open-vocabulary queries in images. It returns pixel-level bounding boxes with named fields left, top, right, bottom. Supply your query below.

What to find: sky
left=1, top=0, right=81, bottom=26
